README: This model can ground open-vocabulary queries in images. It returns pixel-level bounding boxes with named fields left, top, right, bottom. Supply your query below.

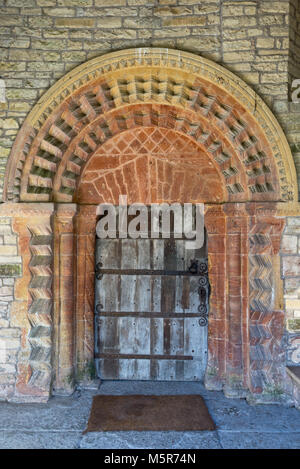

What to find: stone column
left=74, top=205, right=97, bottom=384
left=205, top=203, right=250, bottom=398
left=205, top=205, right=227, bottom=391
left=223, top=203, right=249, bottom=398
left=247, top=202, right=286, bottom=400
left=53, top=204, right=77, bottom=394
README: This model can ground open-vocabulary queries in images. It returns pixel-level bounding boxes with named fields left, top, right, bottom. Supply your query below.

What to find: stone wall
left=289, top=0, right=300, bottom=86
left=281, top=217, right=300, bottom=366
left=0, top=216, right=22, bottom=400
left=0, top=0, right=299, bottom=199
left=287, top=0, right=300, bottom=200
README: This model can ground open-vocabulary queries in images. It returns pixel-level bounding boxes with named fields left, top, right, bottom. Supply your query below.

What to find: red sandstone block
left=60, top=276, right=74, bottom=299
left=207, top=234, right=225, bottom=253
left=59, top=234, right=74, bottom=255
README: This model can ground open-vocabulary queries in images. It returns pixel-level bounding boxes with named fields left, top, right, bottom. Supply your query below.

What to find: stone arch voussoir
left=3, top=48, right=298, bottom=204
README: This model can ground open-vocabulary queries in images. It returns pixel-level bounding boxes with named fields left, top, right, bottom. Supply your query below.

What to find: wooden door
left=94, top=237, right=209, bottom=381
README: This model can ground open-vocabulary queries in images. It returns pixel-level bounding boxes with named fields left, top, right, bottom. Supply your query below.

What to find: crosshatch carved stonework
left=1, top=49, right=299, bottom=404
left=3, top=49, right=298, bottom=204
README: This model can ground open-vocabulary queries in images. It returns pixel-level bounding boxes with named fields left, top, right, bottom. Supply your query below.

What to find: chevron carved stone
left=28, top=223, right=53, bottom=392
left=248, top=208, right=286, bottom=394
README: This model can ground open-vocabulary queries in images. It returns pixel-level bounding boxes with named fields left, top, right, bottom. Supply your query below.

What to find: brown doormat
left=84, top=395, right=215, bottom=433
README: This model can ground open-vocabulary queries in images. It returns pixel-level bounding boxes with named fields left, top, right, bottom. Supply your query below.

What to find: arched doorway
left=2, top=48, right=298, bottom=402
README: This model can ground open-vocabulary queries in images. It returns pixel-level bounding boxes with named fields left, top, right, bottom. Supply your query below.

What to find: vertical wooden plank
left=119, top=317, right=150, bottom=354
left=150, top=318, right=164, bottom=379
left=121, top=239, right=137, bottom=269
left=135, top=276, right=151, bottom=312
left=175, top=240, right=185, bottom=270
left=152, top=239, right=164, bottom=269
left=120, top=275, right=136, bottom=311
left=150, top=275, right=161, bottom=313
left=118, top=359, right=150, bottom=380
left=137, top=239, right=150, bottom=269
left=156, top=359, right=176, bottom=380
left=98, top=274, right=119, bottom=311
left=97, top=238, right=120, bottom=269
left=170, top=317, right=185, bottom=380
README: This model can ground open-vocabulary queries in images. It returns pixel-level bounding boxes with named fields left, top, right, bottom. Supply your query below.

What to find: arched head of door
left=2, top=49, right=299, bottom=402
left=3, top=48, right=298, bottom=204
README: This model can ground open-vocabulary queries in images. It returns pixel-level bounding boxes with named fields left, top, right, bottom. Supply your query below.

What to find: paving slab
left=0, top=431, right=82, bottom=449
left=79, top=431, right=221, bottom=449
left=0, top=389, right=96, bottom=432
left=205, top=396, right=300, bottom=432
left=0, top=380, right=298, bottom=449
left=218, top=431, right=300, bottom=449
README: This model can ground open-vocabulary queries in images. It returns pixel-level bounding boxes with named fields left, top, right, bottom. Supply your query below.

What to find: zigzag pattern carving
left=248, top=216, right=285, bottom=393
left=28, top=224, right=53, bottom=390
left=249, top=253, right=273, bottom=313
left=8, top=72, right=279, bottom=203
left=249, top=310, right=285, bottom=393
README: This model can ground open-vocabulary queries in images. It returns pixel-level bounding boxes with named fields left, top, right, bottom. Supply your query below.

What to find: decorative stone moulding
left=3, top=48, right=298, bottom=204
left=1, top=49, right=299, bottom=404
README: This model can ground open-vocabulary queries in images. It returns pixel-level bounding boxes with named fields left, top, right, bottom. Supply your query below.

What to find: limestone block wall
left=286, top=0, right=300, bottom=198
left=281, top=217, right=300, bottom=366
left=0, top=0, right=299, bottom=198
left=289, top=0, right=300, bottom=86
left=0, top=216, right=22, bottom=400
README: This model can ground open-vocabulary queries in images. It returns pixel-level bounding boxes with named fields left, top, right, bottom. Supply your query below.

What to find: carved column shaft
left=224, top=203, right=249, bottom=396
left=247, top=203, right=286, bottom=395
left=74, top=205, right=97, bottom=382
left=205, top=205, right=227, bottom=390
left=53, top=204, right=77, bottom=393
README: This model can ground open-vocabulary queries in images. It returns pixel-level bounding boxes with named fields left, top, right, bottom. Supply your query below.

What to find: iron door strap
left=95, top=262, right=103, bottom=280
left=188, top=259, right=209, bottom=327
left=95, top=258, right=210, bottom=326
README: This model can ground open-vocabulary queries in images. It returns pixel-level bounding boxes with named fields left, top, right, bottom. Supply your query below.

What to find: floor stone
left=218, top=431, right=300, bottom=449
left=0, top=431, right=82, bottom=449
left=0, top=381, right=299, bottom=449
left=79, top=431, right=222, bottom=449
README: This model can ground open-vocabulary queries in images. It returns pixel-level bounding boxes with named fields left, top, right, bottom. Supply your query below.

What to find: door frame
left=51, top=201, right=285, bottom=397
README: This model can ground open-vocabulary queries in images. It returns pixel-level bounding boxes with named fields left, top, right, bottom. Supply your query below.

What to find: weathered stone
left=0, top=264, right=22, bottom=277
left=223, top=17, right=257, bottom=28
left=282, top=257, right=300, bottom=278
left=58, top=0, right=93, bottom=5
left=44, top=7, right=76, bottom=16
left=281, top=235, right=298, bottom=254
left=55, top=18, right=95, bottom=27
left=287, top=319, right=300, bottom=331
left=256, top=37, right=275, bottom=48
left=0, top=119, right=19, bottom=130
left=153, top=6, right=193, bottom=16
left=95, top=0, right=126, bottom=5
left=163, top=16, right=206, bottom=27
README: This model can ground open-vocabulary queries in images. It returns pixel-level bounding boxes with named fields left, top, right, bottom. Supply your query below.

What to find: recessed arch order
left=3, top=48, right=298, bottom=204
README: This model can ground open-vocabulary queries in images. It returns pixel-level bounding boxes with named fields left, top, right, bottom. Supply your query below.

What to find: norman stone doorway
left=1, top=49, right=298, bottom=403
left=94, top=231, right=209, bottom=381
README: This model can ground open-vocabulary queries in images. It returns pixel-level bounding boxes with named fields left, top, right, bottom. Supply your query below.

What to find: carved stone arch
left=3, top=48, right=298, bottom=203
